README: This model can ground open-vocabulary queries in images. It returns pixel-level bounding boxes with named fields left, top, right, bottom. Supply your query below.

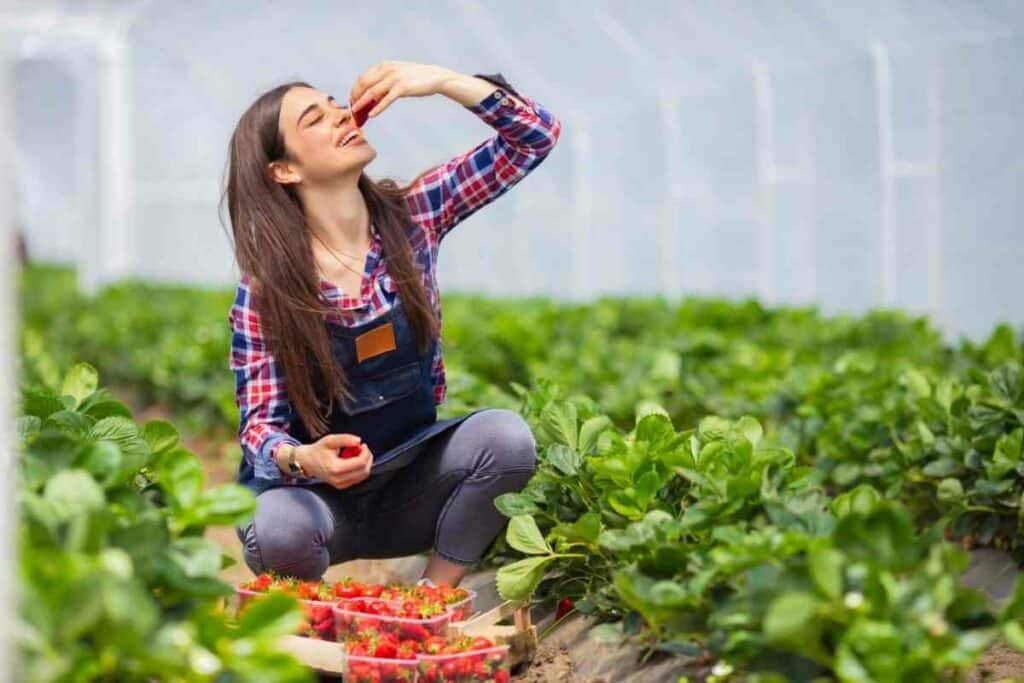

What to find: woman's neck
left=303, top=179, right=371, bottom=254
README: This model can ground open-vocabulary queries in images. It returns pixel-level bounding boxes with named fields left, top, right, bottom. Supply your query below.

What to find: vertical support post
left=0, top=44, right=16, bottom=683
left=925, top=50, right=944, bottom=331
left=570, top=108, right=591, bottom=301
left=658, top=90, right=682, bottom=299
left=71, top=55, right=96, bottom=283
left=85, top=33, right=133, bottom=295
left=753, top=61, right=777, bottom=306
left=872, top=43, right=897, bottom=307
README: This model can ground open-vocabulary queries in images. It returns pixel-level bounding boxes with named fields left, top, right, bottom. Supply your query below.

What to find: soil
left=513, top=645, right=576, bottom=682
left=966, top=641, right=1024, bottom=682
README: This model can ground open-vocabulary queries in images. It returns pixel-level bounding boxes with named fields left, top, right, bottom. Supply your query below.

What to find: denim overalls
left=236, top=296, right=486, bottom=495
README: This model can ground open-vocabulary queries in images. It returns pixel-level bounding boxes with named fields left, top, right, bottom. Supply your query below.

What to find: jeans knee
left=242, top=487, right=332, bottom=580
left=475, top=409, right=538, bottom=474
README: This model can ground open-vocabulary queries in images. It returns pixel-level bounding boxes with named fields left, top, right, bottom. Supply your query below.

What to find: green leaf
left=555, top=512, right=601, bottom=544
left=44, top=469, right=105, bottom=522
left=191, top=484, right=256, bottom=527
left=90, top=417, right=150, bottom=474
left=634, top=400, right=670, bottom=428
left=579, top=416, right=613, bottom=455
left=830, top=484, right=882, bottom=518
left=763, top=592, right=817, bottom=643
left=937, top=478, right=965, bottom=504
left=635, top=470, right=661, bottom=504
left=547, top=444, right=582, bottom=477
left=60, top=363, right=98, bottom=408
left=808, top=547, right=843, bottom=600
left=506, top=515, right=552, bottom=556
left=21, top=388, right=66, bottom=419
left=43, top=410, right=92, bottom=437
left=236, top=592, right=305, bottom=637
left=1003, top=622, right=1024, bottom=652
left=737, top=416, right=763, bottom=447
left=76, top=440, right=124, bottom=488
left=168, top=537, right=225, bottom=579
left=607, top=490, right=644, bottom=520
left=156, top=447, right=204, bottom=510
left=142, top=420, right=180, bottom=457
left=834, top=504, right=917, bottom=570
left=496, top=556, right=556, bottom=601
left=635, top=413, right=675, bottom=449
left=540, top=401, right=578, bottom=449
left=494, top=492, right=540, bottom=517
left=16, top=416, right=42, bottom=439
left=902, top=369, right=931, bottom=398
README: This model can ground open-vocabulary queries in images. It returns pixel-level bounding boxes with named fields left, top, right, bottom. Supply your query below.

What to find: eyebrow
left=297, top=95, right=347, bottom=129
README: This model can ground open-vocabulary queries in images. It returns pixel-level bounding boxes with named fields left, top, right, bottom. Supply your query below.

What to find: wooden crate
left=276, top=600, right=537, bottom=677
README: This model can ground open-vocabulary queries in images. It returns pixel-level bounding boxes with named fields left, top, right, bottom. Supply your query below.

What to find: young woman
left=223, top=61, right=561, bottom=586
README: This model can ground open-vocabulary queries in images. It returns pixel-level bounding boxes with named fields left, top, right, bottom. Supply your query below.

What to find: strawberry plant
left=16, top=363, right=313, bottom=682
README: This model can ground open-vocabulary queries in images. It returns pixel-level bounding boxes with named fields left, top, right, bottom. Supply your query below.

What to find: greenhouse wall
left=9, top=1, right=1024, bottom=340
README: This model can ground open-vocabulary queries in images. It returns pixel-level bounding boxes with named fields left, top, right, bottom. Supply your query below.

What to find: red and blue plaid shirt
left=228, top=75, right=561, bottom=485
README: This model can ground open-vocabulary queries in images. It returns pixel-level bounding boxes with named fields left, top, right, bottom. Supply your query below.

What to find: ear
left=267, top=159, right=301, bottom=186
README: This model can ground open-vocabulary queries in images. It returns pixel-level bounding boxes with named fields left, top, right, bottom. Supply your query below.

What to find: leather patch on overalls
left=355, top=322, right=397, bottom=363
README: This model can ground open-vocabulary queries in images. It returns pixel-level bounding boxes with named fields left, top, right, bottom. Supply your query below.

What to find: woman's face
left=271, top=86, right=376, bottom=185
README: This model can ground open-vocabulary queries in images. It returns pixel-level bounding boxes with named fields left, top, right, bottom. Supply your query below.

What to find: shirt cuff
left=471, top=72, right=523, bottom=99
left=255, top=432, right=303, bottom=483
left=468, top=72, right=533, bottom=114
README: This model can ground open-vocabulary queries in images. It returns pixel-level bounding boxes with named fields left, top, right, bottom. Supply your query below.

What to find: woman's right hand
left=297, top=433, right=373, bottom=489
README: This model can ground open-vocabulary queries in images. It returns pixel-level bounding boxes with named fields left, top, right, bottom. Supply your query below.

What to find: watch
left=282, top=443, right=307, bottom=478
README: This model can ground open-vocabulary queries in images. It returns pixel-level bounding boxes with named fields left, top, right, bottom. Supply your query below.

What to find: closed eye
left=310, top=96, right=349, bottom=126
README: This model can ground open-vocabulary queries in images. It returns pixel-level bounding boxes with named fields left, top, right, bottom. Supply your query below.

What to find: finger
left=321, top=433, right=363, bottom=449
left=333, top=467, right=370, bottom=489
left=330, top=446, right=371, bottom=475
left=349, top=63, right=391, bottom=110
left=366, top=86, right=401, bottom=118
left=352, top=76, right=396, bottom=119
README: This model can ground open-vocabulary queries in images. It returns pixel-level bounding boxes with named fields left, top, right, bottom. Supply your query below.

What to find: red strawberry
left=353, top=98, right=378, bottom=127
left=340, top=444, right=362, bottom=459
left=556, top=597, right=574, bottom=620
left=470, top=636, right=494, bottom=651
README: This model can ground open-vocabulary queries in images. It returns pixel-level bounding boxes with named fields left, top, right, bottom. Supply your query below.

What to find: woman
left=223, top=61, right=561, bottom=587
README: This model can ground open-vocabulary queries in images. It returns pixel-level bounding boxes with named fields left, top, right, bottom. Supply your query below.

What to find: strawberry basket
left=333, top=597, right=451, bottom=643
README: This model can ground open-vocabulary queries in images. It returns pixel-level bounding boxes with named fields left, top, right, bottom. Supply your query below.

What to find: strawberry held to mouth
left=353, top=98, right=378, bottom=127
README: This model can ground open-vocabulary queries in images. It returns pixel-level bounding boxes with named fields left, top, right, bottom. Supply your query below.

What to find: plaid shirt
left=228, top=74, right=561, bottom=485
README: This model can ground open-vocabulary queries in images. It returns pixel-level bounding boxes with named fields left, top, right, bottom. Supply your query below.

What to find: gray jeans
left=234, top=408, right=537, bottom=580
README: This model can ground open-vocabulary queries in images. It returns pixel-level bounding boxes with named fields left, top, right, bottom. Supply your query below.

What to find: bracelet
left=281, top=443, right=307, bottom=478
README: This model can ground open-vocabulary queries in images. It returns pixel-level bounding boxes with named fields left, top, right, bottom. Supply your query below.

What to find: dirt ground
left=966, top=642, right=1024, bottom=682
left=513, top=645, right=576, bottom=682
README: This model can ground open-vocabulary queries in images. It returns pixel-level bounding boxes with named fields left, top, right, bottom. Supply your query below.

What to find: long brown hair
left=220, top=81, right=440, bottom=439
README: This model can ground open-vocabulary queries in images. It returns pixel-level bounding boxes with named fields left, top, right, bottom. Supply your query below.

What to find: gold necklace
left=313, top=225, right=373, bottom=280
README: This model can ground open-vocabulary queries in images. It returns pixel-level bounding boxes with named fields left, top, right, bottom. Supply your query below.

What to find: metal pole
left=658, top=90, right=682, bottom=299
left=0, top=40, right=17, bottom=683
left=925, top=49, right=944, bottom=332
left=570, top=108, right=592, bottom=301
left=872, top=43, right=896, bottom=307
left=89, top=33, right=134, bottom=294
left=753, top=61, right=777, bottom=306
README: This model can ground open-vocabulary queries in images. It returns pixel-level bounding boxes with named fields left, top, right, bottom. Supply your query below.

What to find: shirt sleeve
left=228, top=275, right=316, bottom=486
left=404, top=72, right=562, bottom=245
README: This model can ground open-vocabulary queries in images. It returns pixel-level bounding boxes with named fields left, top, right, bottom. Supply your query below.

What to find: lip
left=342, top=133, right=366, bottom=148
left=334, top=125, right=357, bottom=147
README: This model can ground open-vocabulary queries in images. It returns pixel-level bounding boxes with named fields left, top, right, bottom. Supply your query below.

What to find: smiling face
left=268, top=86, right=376, bottom=187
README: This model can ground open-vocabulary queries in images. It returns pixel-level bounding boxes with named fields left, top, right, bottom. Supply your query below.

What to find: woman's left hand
left=349, top=61, right=454, bottom=120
